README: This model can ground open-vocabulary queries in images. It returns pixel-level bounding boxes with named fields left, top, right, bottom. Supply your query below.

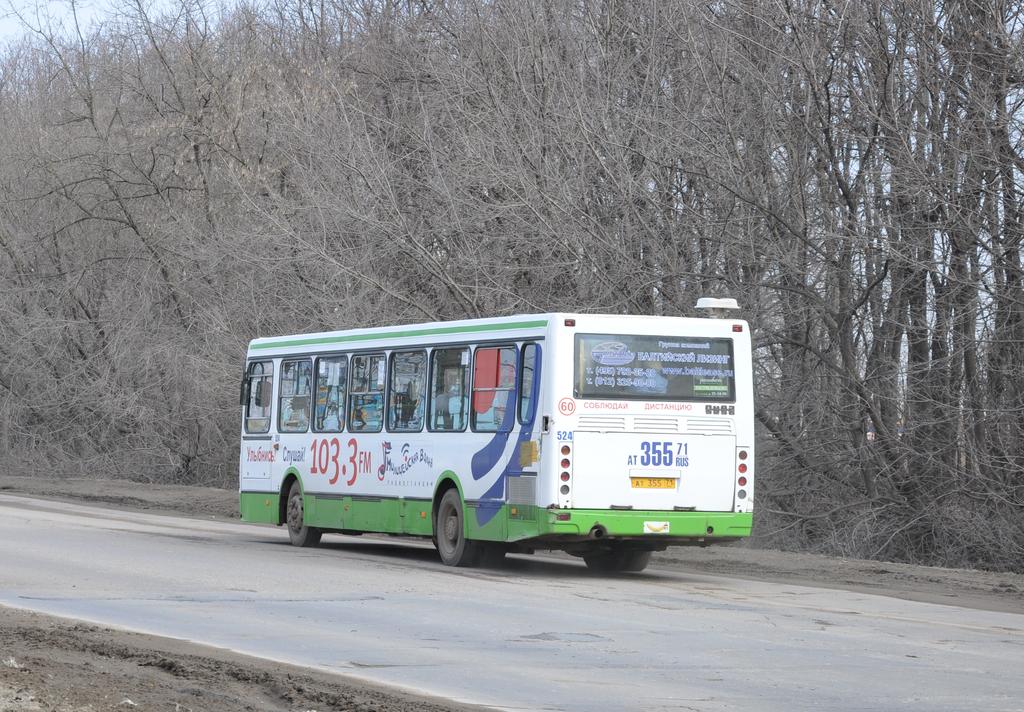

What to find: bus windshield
left=574, top=333, right=735, bottom=402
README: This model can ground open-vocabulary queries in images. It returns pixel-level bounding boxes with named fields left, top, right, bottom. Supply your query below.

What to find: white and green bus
left=239, top=302, right=753, bottom=572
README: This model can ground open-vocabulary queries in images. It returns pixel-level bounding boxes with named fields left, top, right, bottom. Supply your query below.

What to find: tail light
left=560, top=443, right=572, bottom=497
left=737, top=448, right=752, bottom=503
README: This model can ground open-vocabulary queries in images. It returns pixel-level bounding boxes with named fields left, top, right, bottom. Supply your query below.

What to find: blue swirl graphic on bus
left=471, top=344, right=542, bottom=526
left=470, top=407, right=517, bottom=480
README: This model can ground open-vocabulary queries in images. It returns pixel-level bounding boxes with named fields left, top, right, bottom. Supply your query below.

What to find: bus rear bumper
left=536, top=508, right=752, bottom=545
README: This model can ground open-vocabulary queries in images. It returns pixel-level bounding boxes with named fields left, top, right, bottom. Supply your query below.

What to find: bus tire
left=434, top=489, right=480, bottom=567
left=583, top=548, right=651, bottom=573
left=286, top=481, right=322, bottom=548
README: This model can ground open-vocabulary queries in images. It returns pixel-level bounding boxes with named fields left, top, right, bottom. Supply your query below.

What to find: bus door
left=240, top=359, right=276, bottom=487
left=274, top=359, right=313, bottom=486
left=508, top=343, right=542, bottom=511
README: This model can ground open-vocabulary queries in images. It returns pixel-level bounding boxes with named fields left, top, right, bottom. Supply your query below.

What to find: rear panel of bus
left=534, top=314, right=753, bottom=544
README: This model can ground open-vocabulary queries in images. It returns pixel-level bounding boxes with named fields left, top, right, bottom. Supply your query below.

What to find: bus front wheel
left=434, top=489, right=481, bottom=567
left=286, top=481, right=322, bottom=548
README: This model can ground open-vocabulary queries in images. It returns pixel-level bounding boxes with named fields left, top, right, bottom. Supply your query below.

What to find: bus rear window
left=574, top=334, right=735, bottom=402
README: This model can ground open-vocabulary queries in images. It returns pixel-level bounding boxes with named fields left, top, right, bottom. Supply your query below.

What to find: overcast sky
left=0, top=0, right=179, bottom=44
left=1, top=0, right=113, bottom=43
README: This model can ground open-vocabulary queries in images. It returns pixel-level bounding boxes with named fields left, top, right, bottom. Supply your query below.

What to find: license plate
left=630, top=477, right=676, bottom=489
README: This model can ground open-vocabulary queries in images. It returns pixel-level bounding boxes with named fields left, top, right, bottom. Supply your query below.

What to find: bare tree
left=0, top=0, right=1020, bottom=569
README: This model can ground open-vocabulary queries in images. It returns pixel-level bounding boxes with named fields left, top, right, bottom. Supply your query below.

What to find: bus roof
left=245, top=312, right=738, bottom=356
left=248, top=314, right=548, bottom=354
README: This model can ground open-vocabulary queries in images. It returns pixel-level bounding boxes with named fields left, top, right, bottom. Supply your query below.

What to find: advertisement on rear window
left=574, top=334, right=735, bottom=402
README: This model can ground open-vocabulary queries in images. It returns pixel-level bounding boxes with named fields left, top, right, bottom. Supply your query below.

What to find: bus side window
left=518, top=343, right=539, bottom=424
left=387, top=350, right=426, bottom=432
left=244, top=360, right=274, bottom=434
left=314, top=356, right=347, bottom=433
left=348, top=353, right=386, bottom=432
left=429, top=347, right=469, bottom=432
left=471, top=346, right=516, bottom=432
left=279, top=359, right=312, bottom=433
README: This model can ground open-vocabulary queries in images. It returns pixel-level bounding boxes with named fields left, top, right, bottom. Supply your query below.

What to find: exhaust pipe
left=589, top=524, right=608, bottom=539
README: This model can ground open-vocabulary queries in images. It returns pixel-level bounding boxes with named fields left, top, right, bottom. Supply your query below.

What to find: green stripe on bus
left=240, top=490, right=753, bottom=545
left=538, top=509, right=752, bottom=539
left=251, top=319, right=550, bottom=351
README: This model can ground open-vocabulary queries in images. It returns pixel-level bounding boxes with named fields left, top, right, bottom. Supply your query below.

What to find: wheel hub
left=288, top=497, right=302, bottom=532
left=444, top=513, right=457, bottom=543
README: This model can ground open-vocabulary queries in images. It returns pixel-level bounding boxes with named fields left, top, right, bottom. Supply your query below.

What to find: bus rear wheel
left=583, top=548, right=651, bottom=573
left=286, top=481, right=322, bottom=548
left=434, top=489, right=480, bottom=567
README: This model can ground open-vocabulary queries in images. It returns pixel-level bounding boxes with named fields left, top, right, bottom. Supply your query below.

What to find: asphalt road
left=0, top=494, right=1021, bottom=711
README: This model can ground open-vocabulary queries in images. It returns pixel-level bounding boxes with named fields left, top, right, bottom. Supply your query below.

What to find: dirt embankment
left=0, top=474, right=1021, bottom=711
left=0, top=607, right=481, bottom=712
